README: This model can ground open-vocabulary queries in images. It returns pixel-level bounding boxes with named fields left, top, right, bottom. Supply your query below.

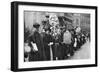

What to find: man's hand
left=48, top=42, right=53, bottom=46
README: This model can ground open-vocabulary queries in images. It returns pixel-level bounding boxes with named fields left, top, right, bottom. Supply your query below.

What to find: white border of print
left=18, top=5, right=95, bottom=69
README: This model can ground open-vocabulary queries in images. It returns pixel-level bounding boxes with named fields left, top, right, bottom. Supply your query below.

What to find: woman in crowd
left=61, top=29, right=72, bottom=59
left=43, top=28, right=53, bottom=60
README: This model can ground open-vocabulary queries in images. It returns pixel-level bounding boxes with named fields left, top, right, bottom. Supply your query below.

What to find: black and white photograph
left=11, top=2, right=97, bottom=71
left=24, top=11, right=91, bottom=62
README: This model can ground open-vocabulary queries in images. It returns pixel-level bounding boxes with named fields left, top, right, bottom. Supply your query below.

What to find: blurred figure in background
left=62, top=29, right=73, bottom=59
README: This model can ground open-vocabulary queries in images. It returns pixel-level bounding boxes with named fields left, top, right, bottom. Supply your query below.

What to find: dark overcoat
left=29, top=31, right=46, bottom=61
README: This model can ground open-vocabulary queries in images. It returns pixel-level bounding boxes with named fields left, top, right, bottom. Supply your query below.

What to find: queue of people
left=24, top=23, right=90, bottom=62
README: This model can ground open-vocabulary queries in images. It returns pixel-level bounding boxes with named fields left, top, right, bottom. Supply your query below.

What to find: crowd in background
left=24, top=14, right=90, bottom=62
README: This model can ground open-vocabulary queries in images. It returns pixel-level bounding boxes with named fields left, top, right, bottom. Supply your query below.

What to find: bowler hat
left=33, top=23, right=40, bottom=28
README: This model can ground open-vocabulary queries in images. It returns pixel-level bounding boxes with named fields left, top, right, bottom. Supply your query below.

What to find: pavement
left=70, top=40, right=90, bottom=59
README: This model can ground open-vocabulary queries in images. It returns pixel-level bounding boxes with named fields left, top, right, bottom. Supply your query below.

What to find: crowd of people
left=24, top=22, right=90, bottom=62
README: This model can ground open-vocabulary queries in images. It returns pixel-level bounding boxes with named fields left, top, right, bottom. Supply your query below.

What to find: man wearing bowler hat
left=29, top=23, right=46, bottom=61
